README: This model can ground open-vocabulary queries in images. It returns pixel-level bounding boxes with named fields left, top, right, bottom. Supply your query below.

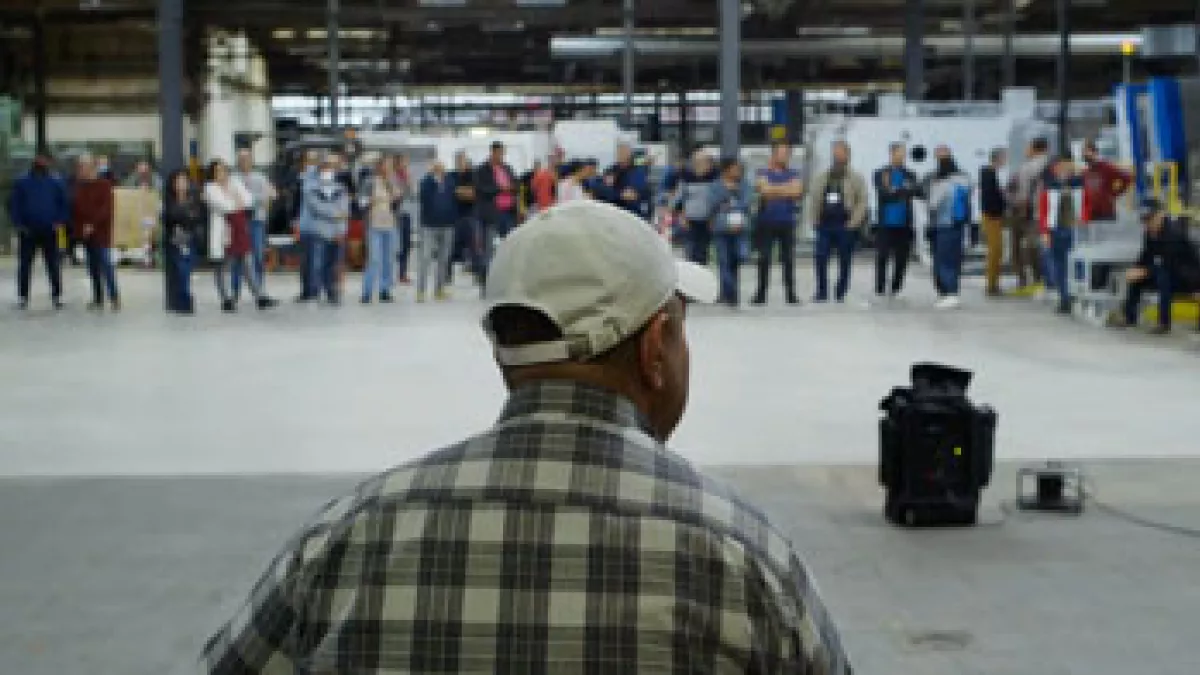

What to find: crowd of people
left=8, top=133, right=1198, bottom=333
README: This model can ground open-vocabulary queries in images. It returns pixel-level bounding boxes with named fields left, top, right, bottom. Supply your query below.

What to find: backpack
left=950, top=182, right=971, bottom=224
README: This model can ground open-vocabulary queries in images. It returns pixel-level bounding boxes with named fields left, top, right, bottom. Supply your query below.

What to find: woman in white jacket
left=204, top=159, right=277, bottom=312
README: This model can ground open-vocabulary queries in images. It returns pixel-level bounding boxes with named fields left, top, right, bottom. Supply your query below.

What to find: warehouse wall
left=22, top=114, right=199, bottom=159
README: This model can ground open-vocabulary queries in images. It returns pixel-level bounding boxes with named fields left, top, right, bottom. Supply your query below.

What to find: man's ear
left=638, top=313, right=669, bottom=391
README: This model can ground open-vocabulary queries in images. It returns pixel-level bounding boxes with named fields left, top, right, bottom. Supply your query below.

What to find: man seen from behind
left=201, top=199, right=852, bottom=675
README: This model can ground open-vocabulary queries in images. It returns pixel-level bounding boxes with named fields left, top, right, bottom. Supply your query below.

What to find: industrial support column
left=718, top=0, right=740, bottom=158
left=157, top=0, right=185, bottom=311
left=32, top=12, right=47, bottom=154
left=1002, top=0, right=1016, bottom=88
left=963, top=0, right=976, bottom=101
left=622, top=0, right=635, bottom=126
left=1056, top=0, right=1070, bottom=154
left=328, top=0, right=340, bottom=134
left=904, top=0, right=924, bottom=102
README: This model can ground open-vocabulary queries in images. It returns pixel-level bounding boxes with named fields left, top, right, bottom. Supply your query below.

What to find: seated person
left=1109, top=199, right=1200, bottom=335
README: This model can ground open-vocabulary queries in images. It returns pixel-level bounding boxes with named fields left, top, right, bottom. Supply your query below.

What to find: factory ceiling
left=0, top=0, right=1197, bottom=101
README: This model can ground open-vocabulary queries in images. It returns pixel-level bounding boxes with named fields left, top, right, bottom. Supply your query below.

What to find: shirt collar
left=498, top=380, right=656, bottom=437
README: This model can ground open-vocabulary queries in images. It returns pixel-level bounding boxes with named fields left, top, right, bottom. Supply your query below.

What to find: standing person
left=205, top=160, right=278, bottom=313
left=604, top=142, right=652, bottom=219
left=807, top=140, right=869, bottom=304
left=124, top=159, right=163, bottom=192
left=530, top=157, right=557, bottom=214
left=390, top=154, right=415, bottom=284
left=672, top=150, right=718, bottom=265
left=1010, top=137, right=1051, bottom=290
left=1108, top=199, right=1200, bottom=335
left=451, top=151, right=478, bottom=282
left=417, top=160, right=459, bottom=303
left=200, top=199, right=852, bottom=675
left=304, top=154, right=350, bottom=305
left=163, top=170, right=204, bottom=314
left=71, top=154, right=119, bottom=312
left=979, top=148, right=1009, bottom=297
left=1080, top=140, right=1133, bottom=221
left=873, top=142, right=919, bottom=303
left=1038, top=155, right=1088, bottom=315
left=95, top=155, right=113, bottom=181
left=232, top=148, right=276, bottom=298
left=753, top=141, right=804, bottom=305
left=927, top=153, right=973, bottom=309
left=360, top=155, right=398, bottom=304
left=293, top=150, right=321, bottom=302
left=8, top=153, right=67, bottom=310
left=557, top=161, right=590, bottom=204
left=473, top=141, right=519, bottom=290
left=708, top=158, right=753, bottom=307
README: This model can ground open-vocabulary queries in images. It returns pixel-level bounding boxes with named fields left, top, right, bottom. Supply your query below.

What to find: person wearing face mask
left=806, top=140, right=868, bottom=304
left=292, top=150, right=322, bottom=302
left=304, top=154, right=351, bottom=305
left=926, top=152, right=973, bottom=310
left=201, top=200, right=852, bottom=675
left=8, top=153, right=68, bottom=310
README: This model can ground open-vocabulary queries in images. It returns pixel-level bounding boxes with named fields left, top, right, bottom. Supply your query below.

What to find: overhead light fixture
left=515, top=0, right=566, bottom=6
left=419, top=0, right=467, bottom=6
left=272, top=28, right=296, bottom=40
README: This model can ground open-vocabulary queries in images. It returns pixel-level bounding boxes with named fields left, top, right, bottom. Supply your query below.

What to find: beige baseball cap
left=483, top=200, right=718, bottom=367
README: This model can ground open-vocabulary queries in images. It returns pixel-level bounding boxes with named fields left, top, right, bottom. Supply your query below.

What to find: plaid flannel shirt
left=201, top=381, right=851, bottom=674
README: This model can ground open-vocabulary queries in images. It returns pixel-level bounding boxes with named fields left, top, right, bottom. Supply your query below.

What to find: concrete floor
left=2, top=261, right=1200, bottom=674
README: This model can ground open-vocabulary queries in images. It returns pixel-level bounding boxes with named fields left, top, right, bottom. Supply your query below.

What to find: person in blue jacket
left=600, top=143, right=652, bottom=220
left=708, top=158, right=754, bottom=307
left=8, top=153, right=69, bottom=310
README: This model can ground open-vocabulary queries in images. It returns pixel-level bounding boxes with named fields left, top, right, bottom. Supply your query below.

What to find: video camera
left=880, top=363, right=997, bottom=527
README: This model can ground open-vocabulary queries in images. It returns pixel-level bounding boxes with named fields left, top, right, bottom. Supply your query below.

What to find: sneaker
left=87, top=301, right=104, bottom=312
left=935, top=295, right=962, bottom=310
left=1105, top=312, right=1131, bottom=329
left=985, top=288, right=1004, bottom=298
left=221, top=300, right=237, bottom=313
left=52, top=299, right=64, bottom=311
left=811, top=294, right=829, bottom=304
left=379, top=292, right=394, bottom=304
left=295, top=294, right=315, bottom=304
left=110, top=298, right=122, bottom=313
left=257, top=297, right=279, bottom=310
left=786, top=294, right=801, bottom=306
left=17, top=298, right=28, bottom=310
left=361, top=295, right=372, bottom=305
left=750, top=294, right=766, bottom=306
left=1055, top=303, right=1072, bottom=316
left=1148, top=325, right=1171, bottom=336
left=326, top=295, right=341, bottom=307
left=435, top=289, right=451, bottom=302
left=416, top=291, right=427, bottom=304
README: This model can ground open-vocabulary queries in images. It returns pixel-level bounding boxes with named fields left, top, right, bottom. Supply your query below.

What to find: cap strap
left=494, top=340, right=573, bottom=367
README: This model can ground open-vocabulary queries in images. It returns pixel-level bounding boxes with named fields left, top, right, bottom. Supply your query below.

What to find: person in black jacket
left=163, top=169, right=205, bottom=314
left=979, top=148, right=1008, bottom=296
left=872, top=142, right=920, bottom=300
left=1110, top=199, right=1200, bottom=335
left=473, top=141, right=519, bottom=290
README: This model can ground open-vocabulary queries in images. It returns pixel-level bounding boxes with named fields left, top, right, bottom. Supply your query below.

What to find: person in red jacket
left=72, top=154, right=120, bottom=311
left=1081, top=140, right=1133, bottom=221
left=1038, top=156, right=1088, bottom=315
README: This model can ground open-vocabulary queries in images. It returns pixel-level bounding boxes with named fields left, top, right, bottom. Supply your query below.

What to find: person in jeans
left=71, top=154, right=119, bottom=312
left=417, top=160, right=459, bottom=302
left=1038, top=155, right=1088, bottom=315
left=232, top=148, right=275, bottom=299
left=708, top=158, right=753, bottom=307
left=808, top=140, right=868, bottom=304
left=1109, top=199, right=1200, bottom=335
left=205, top=160, right=278, bottom=313
left=390, top=154, right=415, bottom=284
left=305, top=154, right=351, bottom=305
left=672, top=150, right=719, bottom=265
left=293, top=151, right=321, bottom=302
left=163, top=169, right=204, bottom=314
left=753, top=141, right=804, bottom=305
left=361, top=155, right=398, bottom=304
left=8, top=153, right=68, bottom=310
left=979, top=148, right=1009, bottom=297
left=451, top=151, right=478, bottom=282
left=200, top=200, right=852, bottom=675
left=927, top=154, right=972, bottom=310
left=473, top=141, right=519, bottom=291
left=873, top=142, right=919, bottom=303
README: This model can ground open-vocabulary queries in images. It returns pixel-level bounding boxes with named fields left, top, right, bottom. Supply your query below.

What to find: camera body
left=880, top=363, right=997, bottom=526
